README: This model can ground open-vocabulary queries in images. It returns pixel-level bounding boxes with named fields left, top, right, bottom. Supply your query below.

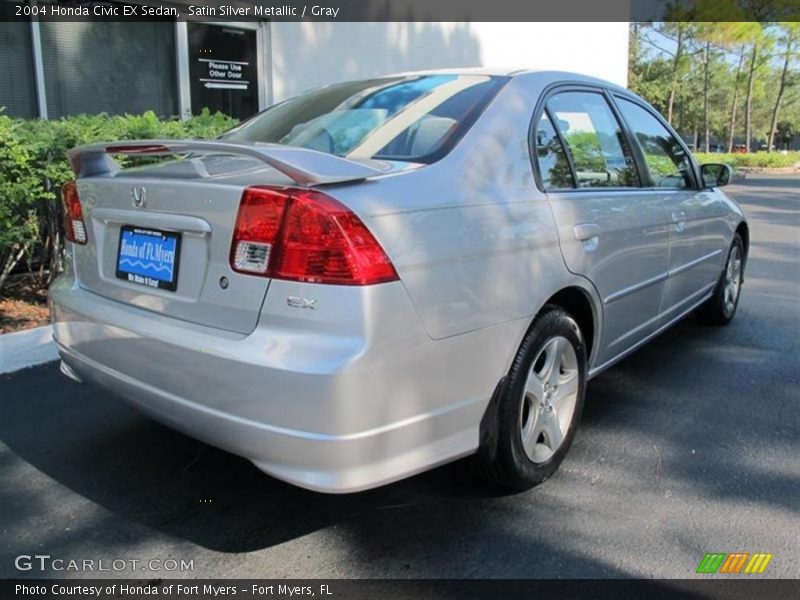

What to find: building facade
left=1, top=15, right=629, bottom=121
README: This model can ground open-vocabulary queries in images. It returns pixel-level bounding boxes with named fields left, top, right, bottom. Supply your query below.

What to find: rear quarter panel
left=331, top=75, right=578, bottom=343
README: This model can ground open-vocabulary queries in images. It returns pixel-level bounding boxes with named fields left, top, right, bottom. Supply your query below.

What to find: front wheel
left=476, top=306, right=587, bottom=490
left=698, top=234, right=744, bottom=325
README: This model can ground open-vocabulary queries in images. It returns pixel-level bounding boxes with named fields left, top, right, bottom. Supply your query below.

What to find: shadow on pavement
left=2, top=301, right=793, bottom=562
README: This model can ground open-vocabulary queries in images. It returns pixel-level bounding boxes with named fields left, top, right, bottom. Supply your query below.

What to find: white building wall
left=269, top=22, right=629, bottom=103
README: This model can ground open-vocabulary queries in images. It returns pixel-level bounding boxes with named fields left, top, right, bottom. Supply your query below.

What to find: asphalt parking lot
left=1, top=175, right=797, bottom=580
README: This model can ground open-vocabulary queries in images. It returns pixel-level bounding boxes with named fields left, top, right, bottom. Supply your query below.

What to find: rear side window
left=615, top=97, right=695, bottom=189
left=533, top=112, right=575, bottom=189
left=546, top=91, right=639, bottom=188
left=223, top=75, right=507, bottom=163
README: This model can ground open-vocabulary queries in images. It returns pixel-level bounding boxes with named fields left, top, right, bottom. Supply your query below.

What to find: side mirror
left=701, top=163, right=732, bottom=188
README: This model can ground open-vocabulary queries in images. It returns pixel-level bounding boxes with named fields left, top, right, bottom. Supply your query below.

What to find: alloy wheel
left=723, top=245, right=742, bottom=315
left=519, top=336, right=580, bottom=463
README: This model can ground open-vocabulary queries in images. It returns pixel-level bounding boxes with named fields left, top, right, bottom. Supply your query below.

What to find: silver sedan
left=51, top=69, right=748, bottom=492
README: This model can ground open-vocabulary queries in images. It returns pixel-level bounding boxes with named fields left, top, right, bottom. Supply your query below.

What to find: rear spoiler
left=66, top=139, right=386, bottom=186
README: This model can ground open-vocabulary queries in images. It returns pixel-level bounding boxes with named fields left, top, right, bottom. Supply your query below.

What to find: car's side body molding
left=588, top=281, right=716, bottom=379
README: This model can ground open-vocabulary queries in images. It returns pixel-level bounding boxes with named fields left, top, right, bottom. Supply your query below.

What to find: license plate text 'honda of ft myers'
left=51, top=70, right=748, bottom=492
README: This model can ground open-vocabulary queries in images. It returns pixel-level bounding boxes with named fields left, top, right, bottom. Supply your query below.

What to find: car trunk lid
left=67, top=141, right=392, bottom=334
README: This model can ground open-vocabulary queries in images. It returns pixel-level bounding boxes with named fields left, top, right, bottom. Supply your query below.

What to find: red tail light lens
left=61, top=181, right=88, bottom=245
left=230, top=186, right=398, bottom=286
left=272, top=190, right=398, bottom=285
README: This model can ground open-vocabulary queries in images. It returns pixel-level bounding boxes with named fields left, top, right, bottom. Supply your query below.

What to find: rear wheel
left=477, top=306, right=587, bottom=490
left=698, top=234, right=744, bottom=325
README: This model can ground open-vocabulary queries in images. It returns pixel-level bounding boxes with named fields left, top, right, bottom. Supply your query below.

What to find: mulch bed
left=0, top=275, right=51, bottom=334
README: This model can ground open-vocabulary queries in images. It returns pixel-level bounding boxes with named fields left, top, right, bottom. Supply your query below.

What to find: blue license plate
left=116, top=226, right=181, bottom=291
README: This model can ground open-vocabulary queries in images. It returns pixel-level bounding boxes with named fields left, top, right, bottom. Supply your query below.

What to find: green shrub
left=0, top=109, right=238, bottom=294
left=0, top=115, right=45, bottom=290
left=693, top=151, right=800, bottom=169
left=16, top=109, right=238, bottom=197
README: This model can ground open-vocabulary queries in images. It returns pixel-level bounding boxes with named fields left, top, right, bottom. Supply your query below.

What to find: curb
left=0, top=325, right=59, bottom=376
left=736, top=166, right=800, bottom=174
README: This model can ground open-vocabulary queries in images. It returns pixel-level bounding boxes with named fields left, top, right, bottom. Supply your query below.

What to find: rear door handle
left=574, top=223, right=601, bottom=241
left=671, top=211, right=686, bottom=232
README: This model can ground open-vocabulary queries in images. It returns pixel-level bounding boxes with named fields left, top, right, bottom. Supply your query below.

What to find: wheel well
left=545, top=287, right=596, bottom=362
left=736, top=221, right=750, bottom=265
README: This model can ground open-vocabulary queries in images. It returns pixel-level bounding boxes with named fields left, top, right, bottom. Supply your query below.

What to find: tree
left=688, top=21, right=748, bottom=151
left=627, top=18, right=800, bottom=153
left=775, top=121, right=795, bottom=150
left=657, top=23, right=694, bottom=125
left=733, top=0, right=788, bottom=152
left=744, top=28, right=769, bottom=152
left=700, top=21, right=761, bottom=151
left=727, top=46, right=747, bottom=152
left=767, top=23, right=800, bottom=151
left=628, top=24, right=674, bottom=114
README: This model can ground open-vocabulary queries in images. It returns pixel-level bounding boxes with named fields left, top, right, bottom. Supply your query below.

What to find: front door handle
left=574, top=223, right=601, bottom=241
left=671, top=211, right=686, bottom=233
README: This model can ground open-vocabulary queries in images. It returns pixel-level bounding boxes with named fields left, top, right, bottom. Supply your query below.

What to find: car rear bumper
left=49, top=274, right=509, bottom=493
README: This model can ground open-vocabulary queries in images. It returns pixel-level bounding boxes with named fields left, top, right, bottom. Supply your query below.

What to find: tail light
left=61, top=181, right=88, bottom=245
left=230, top=186, right=398, bottom=286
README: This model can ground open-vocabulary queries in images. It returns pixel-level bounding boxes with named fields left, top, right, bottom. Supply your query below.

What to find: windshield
left=223, top=75, right=507, bottom=163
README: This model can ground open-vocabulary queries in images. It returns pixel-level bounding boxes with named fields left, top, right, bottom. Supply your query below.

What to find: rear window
left=545, top=91, right=640, bottom=188
left=222, top=75, right=507, bottom=163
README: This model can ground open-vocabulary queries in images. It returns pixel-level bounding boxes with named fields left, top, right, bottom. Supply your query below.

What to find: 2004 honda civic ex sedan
left=51, top=69, right=748, bottom=493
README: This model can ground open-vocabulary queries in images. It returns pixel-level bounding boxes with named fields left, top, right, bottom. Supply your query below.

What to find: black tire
left=476, top=305, right=587, bottom=490
left=698, top=233, right=745, bottom=326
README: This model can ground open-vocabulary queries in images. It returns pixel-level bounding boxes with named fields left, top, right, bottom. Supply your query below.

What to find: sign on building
left=188, top=23, right=259, bottom=119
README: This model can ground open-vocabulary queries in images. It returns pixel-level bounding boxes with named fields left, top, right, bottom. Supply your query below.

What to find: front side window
left=615, top=97, right=694, bottom=189
left=546, top=91, right=639, bottom=188
left=223, top=75, right=507, bottom=163
left=533, top=112, right=574, bottom=189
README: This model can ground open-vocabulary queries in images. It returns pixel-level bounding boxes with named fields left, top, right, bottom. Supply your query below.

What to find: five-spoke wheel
left=475, top=306, right=587, bottom=490
left=520, top=336, right=580, bottom=464
left=723, top=244, right=742, bottom=317
left=699, top=233, right=745, bottom=325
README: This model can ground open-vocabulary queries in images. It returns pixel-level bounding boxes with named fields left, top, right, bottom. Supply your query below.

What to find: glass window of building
left=40, top=21, right=178, bottom=118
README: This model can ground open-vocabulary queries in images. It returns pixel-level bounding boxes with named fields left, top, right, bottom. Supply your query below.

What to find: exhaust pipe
left=60, top=360, right=84, bottom=383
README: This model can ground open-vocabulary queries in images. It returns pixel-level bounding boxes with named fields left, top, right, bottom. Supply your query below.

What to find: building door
left=187, top=23, right=260, bottom=119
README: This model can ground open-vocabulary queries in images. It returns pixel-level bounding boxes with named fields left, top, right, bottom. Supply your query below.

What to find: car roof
left=382, top=67, right=519, bottom=78
left=383, top=67, right=630, bottom=94
left=511, top=69, right=630, bottom=93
